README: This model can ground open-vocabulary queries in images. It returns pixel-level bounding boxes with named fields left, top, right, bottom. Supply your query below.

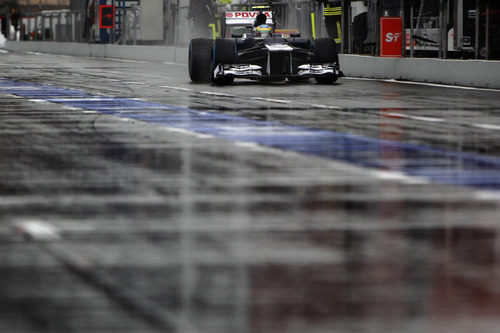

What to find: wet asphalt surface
left=1, top=50, right=500, bottom=333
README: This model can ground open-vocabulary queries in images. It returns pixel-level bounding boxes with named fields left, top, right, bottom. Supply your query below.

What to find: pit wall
left=4, top=41, right=500, bottom=89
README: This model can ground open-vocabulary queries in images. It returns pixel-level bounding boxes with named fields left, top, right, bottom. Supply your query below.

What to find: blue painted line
left=2, top=77, right=500, bottom=190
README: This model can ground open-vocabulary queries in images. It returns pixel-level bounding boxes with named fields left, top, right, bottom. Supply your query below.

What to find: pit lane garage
left=188, top=10, right=342, bottom=85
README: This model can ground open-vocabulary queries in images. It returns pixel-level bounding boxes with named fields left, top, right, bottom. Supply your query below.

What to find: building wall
left=140, top=0, right=163, bottom=41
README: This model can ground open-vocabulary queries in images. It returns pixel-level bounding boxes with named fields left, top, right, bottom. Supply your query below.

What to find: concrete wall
left=4, top=41, right=500, bottom=89
left=4, top=41, right=188, bottom=63
left=341, top=55, right=500, bottom=89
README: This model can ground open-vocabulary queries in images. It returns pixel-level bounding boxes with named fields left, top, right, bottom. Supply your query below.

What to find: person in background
left=319, top=0, right=342, bottom=46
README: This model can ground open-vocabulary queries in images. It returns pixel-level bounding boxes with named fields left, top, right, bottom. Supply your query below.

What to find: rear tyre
left=212, top=39, right=237, bottom=85
left=189, top=38, right=213, bottom=82
left=287, top=37, right=312, bottom=49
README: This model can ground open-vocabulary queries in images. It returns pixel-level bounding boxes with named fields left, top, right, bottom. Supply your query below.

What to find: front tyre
left=189, top=38, right=213, bottom=82
left=315, top=74, right=338, bottom=84
left=212, top=38, right=237, bottom=85
left=314, top=38, right=340, bottom=84
left=314, top=38, right=339, bottom=64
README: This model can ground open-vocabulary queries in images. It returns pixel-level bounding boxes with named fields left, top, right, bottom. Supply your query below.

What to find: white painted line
left=345, top=77, right=500, bottom=92
left=162, top=126, right=216, bottom=140
left=386, top=112, right=444, bottom=123
left=0, top=49, right=9, bottom=54
left=125, top=81, right=146, bottom=85
left=162, top=62, right=185, bottom=66
left=118, top=117, right=136, bottom=122
left=473, top=123, right=500, bottom=131
left=160, top=85, right=192, bottom=91
left=25, top=51, right=45, bottom=56
left=106, top=58, right=147, bottom=63
left=48, top=98, right=114, bottom=102
left=14, top=220, right=61, bottom=241
left=251, top=97, right=292, bottom=104
left=474, top=191, right=500, bottom=201
left=1, top=86, right=42, bottom=90
left=61, top=106, right=83, bottom=111
left=385, top=79, right=500, bottom=92
left=409, top=116, right=444, bottom=123
left=369, top=170, right=428, bottom=184
left=199, top=91, right=236, bottom=97
left=311, top=104, right=341, bottom=109
left=235, top=142, right=263, bottom=150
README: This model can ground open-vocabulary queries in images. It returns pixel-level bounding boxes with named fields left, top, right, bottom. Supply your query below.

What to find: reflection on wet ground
left=1, top=52, right=500, bottom=332
left=2, top=78, right=500, bottom=190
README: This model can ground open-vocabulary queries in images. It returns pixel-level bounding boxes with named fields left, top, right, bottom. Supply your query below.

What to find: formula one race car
left=188, top=10, right=342, bottom=85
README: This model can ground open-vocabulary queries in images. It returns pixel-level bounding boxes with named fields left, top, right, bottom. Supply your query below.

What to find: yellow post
left=209, top=24, right=217, bottom=39
left=310, top=13, right=316, bottom=39
left=335, top=21, right=341, bottom=44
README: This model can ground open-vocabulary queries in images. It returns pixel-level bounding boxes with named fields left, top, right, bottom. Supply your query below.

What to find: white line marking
left=1, top=86, right=42, bottom=90
left=47, top=98, right=114, bottom=102
left=345, top=77, right=500, bottom=92
left=369, top=170, right=429, bottom=184
left=410, top=116, right=444, bottom=122
left=14, top=220, right=61, bottom=241
left=199, top=91, right=236, bottom=97
left=162, top=126, right=216, bottom=140
left=125, top=81, right=146, bottom=85
left=473, top=124, right=500, bottom=131
left=474, top=191, right=500, bottom=200
left=25, top=51, right=45, bottom=56
left=61, top=106, right=82, bottom=111
left=106, top=58, right=147, bottom=63
left=162, top=62, right=185, bottom=66
left=251, top=97, right=292, bottom=104
left=311, top=104, right=341, bottom=109
left=385, top=79, right=500, bottom=92
left=386, top=112, right=444, bottom=123
left=160, top=85, right=192, bottom=91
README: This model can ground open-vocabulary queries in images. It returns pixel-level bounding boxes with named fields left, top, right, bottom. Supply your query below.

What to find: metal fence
left=20, top=10, right=86, bottom=42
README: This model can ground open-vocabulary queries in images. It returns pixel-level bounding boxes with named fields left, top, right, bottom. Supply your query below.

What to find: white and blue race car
left=188, top=10, right=342, bottom=85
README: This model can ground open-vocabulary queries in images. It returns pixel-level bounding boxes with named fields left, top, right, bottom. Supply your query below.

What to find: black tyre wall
left=189, top=38, right=213, bottom=82
left=314, top=38, right=339, bottom=64
left=213, top=38, right=237, bottom=66
left=287, top=37, right=312, bottom=49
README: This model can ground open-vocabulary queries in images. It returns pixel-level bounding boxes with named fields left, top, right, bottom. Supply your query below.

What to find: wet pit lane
left=1, top=51, right=500, bottom=332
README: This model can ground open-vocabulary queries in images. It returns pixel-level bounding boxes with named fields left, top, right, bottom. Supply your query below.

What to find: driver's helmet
left=255, top=24, right=272, bottom=38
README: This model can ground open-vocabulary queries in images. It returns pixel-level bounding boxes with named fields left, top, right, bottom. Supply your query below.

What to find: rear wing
left=224, top=11, right=274, bottom=26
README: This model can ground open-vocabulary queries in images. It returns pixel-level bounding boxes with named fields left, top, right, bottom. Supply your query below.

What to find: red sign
left=100, top=5, right=115, bottom=29
left=380, top=17, right=402, bottom=57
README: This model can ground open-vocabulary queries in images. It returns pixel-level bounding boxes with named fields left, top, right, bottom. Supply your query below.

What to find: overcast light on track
left=1, top=51, right=500, bottom=333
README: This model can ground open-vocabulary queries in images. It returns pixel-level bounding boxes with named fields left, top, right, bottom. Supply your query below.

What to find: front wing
left=212, top=44, right=341, bottom=81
